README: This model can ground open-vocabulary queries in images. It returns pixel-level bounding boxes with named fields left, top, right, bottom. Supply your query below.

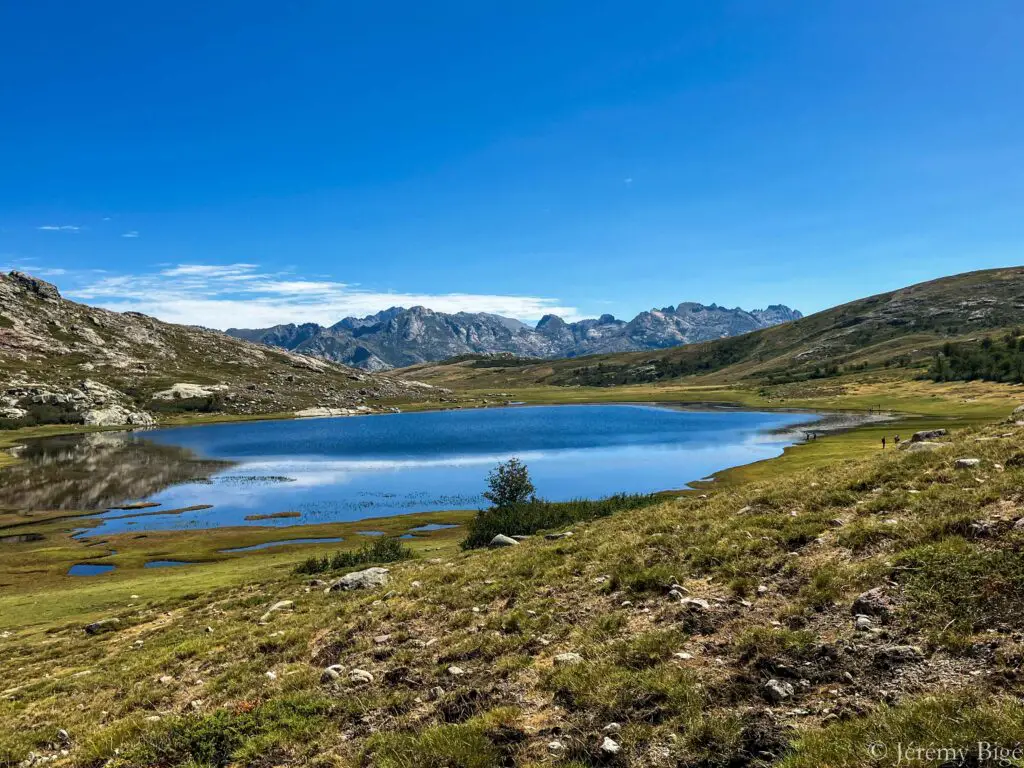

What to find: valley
left=3, top=267, right=1024, bottom=767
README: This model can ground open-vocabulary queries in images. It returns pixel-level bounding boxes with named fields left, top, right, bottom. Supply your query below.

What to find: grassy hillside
left=391, top=267, right=1024, bottom=391
left=3, top=399, right=1024, bottom=767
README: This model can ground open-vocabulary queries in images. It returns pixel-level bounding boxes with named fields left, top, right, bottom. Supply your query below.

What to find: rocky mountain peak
left=7, top=271, right=61, bottom=302
left=228, top=298, right=801, bottom=369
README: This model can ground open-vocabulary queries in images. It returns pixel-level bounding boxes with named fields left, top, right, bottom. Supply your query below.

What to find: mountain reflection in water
left=0, top=432, right=232, bottom=510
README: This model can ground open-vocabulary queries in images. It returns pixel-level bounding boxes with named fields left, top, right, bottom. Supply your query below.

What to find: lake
left=1, top=405, right=814, bottom=536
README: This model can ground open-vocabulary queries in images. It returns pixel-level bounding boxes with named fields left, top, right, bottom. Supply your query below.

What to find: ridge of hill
left=392, top=267, right=1024, bottom=389
left=0, top=271, right=444, bottom=429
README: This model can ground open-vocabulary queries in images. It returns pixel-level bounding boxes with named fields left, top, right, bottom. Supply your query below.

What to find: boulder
left=489, top=534, right=519, bottom=547
left=84, top=618, right=120, bottom=636
left=764, top=678, right=794, bottom=702
left=321, top=664, right=345, bottom=682
left=81, top=405, right=154, bottom=427
left=911, top=429, right=947, bottom=442
left=349, top=669, right=374, bottom=685
left=954, top=458, right=981, bottom=469
left=327, top=567, right=390, bottom=591
left=151, top=383, right=228, bottom=400
left=904, top=441, right=941, bottom=453
left=851, top=587, right=893, bottom=620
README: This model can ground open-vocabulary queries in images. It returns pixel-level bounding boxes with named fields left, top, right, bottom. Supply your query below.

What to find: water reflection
left=0, top=432, right=231, bottom=511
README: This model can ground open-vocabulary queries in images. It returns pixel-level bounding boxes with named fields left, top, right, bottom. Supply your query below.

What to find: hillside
left=226, top=302, right=801, bottom=371
left=391, top=267, right=1024, bottom=390
left=0, top=271, right=444, bottom=429
left=4, top=405, right=1024, bottom=766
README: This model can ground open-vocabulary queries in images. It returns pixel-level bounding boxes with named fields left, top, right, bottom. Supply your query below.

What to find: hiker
left=894, top=434, right=901, bottom=445
left=882, top=436, right=886, bottom=449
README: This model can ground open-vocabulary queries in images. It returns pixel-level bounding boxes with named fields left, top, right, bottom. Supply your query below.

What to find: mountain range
left=226, top=302, right=802, bottom=370
left=395, top=267, right=1024, bottom=389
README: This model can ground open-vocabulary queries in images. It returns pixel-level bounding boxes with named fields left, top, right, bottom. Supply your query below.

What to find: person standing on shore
left=882, top=436, right=886, bottom=449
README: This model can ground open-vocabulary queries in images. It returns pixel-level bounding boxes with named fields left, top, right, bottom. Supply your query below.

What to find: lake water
left=2, top=405, right=813, bottom=536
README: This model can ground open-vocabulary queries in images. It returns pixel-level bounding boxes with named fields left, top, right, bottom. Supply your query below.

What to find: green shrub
left=294, top=537, right=412, bottom=575
left=462, top=493, right=658, bottom=548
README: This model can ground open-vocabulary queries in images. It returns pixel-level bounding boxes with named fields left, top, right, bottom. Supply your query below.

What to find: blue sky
left=2, top=1, right=1022, bottom=328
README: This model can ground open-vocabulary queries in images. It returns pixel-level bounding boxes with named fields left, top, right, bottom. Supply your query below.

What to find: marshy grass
left=293, top=536, right=413, bottom=575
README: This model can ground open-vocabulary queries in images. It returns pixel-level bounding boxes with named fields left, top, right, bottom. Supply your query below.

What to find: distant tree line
left=927, top=331, right=1024, bottom=384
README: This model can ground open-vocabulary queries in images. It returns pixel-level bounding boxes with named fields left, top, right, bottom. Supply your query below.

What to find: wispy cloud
left=121, top=231, right=139, bottom=238
left=37, top=225, right=81, bottom=232
left=63, top=263, right=583, bottom=329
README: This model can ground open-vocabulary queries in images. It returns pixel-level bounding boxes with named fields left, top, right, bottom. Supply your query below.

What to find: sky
left=2, top=1, right=1023, bottom=329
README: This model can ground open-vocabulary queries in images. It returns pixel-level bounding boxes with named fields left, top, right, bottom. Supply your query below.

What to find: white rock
left=489, top=534, right=519, bottom=547
left=553, top=652, right=584, bottom=667
left=349, top=669, right=374, bottom=685
left=601, top=736, right=621, bottom=755
left=764, top=679, right=794, bottom=702
left=328, top=567, right=390, bottom=591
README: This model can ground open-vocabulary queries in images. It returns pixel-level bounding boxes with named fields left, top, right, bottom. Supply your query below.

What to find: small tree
left=483, top=458, right=536, bottom=509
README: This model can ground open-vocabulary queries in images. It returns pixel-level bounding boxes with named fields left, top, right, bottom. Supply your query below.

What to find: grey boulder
left=327, top=567, right=390, bottom=592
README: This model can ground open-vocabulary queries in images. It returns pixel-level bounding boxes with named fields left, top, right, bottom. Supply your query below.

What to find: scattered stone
left=757, top=585, right=769, bottom=594
left=854, top=615, right=873, bottom=632
left=84, top=618, right=120, bottom=636
left=678, top=597, right=710, bottom=612
left=880, top=645, right=925, bottom=663
left=56, top=729, right=70, bottom=745
left=764, top=679, right=795, bottom=702
left=554, top=652, right=584, bottom=667
left=548, top=741, right=565, bottom=753
left=851, top=587, right=893, bottom=620
left=673, top=652, right=694, bottom=660
left=1014, top=518, right=1024, bottom=531
left=373, top=634, right=391, bottom=645
left=600, top=736, right=621, bottom=755
left=265, top=671, right=277, bottom=681
left=321, top=665, right=344, bottom=682
left=488, top=534, right=518, bottom=547
left=429, top=686, right=445, bottom=700
left=905, top=441, right=941, bottom=453
left=544, top=531, right=573, bottom=540
left=911, top=429, right=947, bottom=442
left=604, top=722, right=622, bottom=734
left=954, top=458, right=981, bottom=469
left=269, top=600, right=294, bottom=612
left=328, top=567, right=390, bottom=591
left=349, top=669, right=374, bottom=685
left=447, top=665, right=466, bottom=676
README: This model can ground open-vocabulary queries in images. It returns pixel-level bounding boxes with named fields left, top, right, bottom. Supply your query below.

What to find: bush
left=294, top=537, right=412, bottom=575
left=462, top=493, right=658, bottom=548
left=483, top=458, right=535, bottom=508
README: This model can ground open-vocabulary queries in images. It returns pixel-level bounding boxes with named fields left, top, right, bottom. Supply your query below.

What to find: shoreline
left=2, top=401, right=891, bottom=543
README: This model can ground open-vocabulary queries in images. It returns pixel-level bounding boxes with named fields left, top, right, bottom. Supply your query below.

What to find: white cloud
left=37, top=225, right=81, bottom=232
left=122, top=231, right=139, bottom=238
left=65, top=263, right=584, bottom=329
